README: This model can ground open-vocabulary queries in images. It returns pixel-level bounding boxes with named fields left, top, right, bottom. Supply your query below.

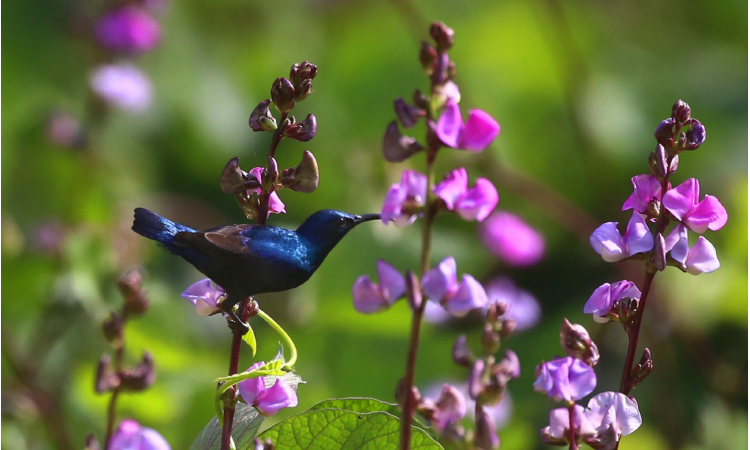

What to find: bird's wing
left=175, top=224, right=258, bottom=258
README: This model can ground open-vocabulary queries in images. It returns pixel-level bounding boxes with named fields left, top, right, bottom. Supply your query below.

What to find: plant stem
left=221, top=112, right=289, bottom=450
left=104, top=309, right=127, bottom=450
left=568, top=403, right=578, bottom=450
left=399, top=143, right=438, bottom=450
left=256, top=309, right=297, bottom=370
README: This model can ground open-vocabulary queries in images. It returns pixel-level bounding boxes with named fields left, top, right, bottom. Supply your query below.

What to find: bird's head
left=296, top=210, right=380, bottom=250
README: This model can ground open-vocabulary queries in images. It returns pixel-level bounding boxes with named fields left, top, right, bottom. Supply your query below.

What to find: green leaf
left=258, top=409, right=443, bottom=450
left=307, top=397, right=400, bottom=417
left=242, top=325, right=257, bottom=357
left=190, top=403, right=263, bottom=450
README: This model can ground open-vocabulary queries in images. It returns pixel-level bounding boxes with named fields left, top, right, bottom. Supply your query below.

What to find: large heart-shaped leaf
left=306, top=397, right=401, bottom=416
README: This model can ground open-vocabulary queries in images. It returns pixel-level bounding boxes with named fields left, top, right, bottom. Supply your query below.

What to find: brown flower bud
left=560, top=319, right=599, bottom=367
left=284, top=114, right=317, bottom=141
left=280, top=150, right=319, bottom=193
left=651, top=232, right=666, bottom=271
left=271, top=77, right=295, bottom=113
left=117, top=270, right=149, bottom=316
left=382, top=121, right=423, bottom=163
left=248, top=99, right=277, bottom=132
left=672, top=100, right=691, bottom=123
left=429, top=22, right=455, bottom=52
left=474, top=409, right=500, bottom=450
left=405, top=270, right=422, bottom=311
left=95, top=354, right=119, bottom=393
left=220, top=157, right=251, bottom=195
left=394, top=98, right=425, bottom=129
left=85, top=433, right=102, bottom=450
left=119, top=352, right=156, bottom=392
left=419, top=42, right=437, bottom=74
left=481, top=323, right=500, bottom=356
left=102, top=311, right=124, bottom=345
left=451, top=334, right=474, bottom=367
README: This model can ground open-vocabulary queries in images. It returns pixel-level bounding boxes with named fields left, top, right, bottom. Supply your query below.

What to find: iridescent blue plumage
left=132, top=208, right=379, bottom=332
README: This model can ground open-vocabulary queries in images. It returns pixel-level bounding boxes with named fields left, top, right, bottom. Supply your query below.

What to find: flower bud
left=560, top=319, right=599, bottom=367
left=102, top=311, right=124, bottom=345
left=429, top=22, right=455, bottom=52
left=253, top=438, right=275, bottom=450
left=271, top=77, right=295, bottom=113
left=617, top=297, right=638, bottom=329
left=95, top=354, right=119, bottom=393
left=648, top=144, right=668, bottom=178
left=413, top=89, right=429, bottom=110
left=267, top=156, right=279, bottom=183
left=419, top=41, right=437, bottom=74
left=481, top=323, right=500, bottom=356
left=281, top=150, right=319, bottom=193
left=486, top=300, right=508, bottom=324
left=221, top=157, right=252, bottom=194
left=651, top=232, right=666, bottom=271
left=631, top=348, right=654, bottom=389
left=118, top=270, right=149, bottom=316
left=496, top=350, right=521, bottom=381
left=498, top=319, right=516, bottom=339
left=451, top=334, right=474, bottom=367
left=654, top=118, right=675, bottom=148
left=446, top=61, right=456, bottom=81
left=405, top=270, right=422, bottom=311
left=672, top=99, right=691, bottom=123
left=118, top=352, right=156, bottom=392
left=85, top=433, right=101, bottom=450
left=394, top=98, right=425, bottom=129
left=474, top=409, right=500, bottom=450
left=382, top=121, right=424, bottom=162
left=684, top=119, right=706, bottom=150
left=668, top=154, right=679, bottom=174
left=289, top=61, right=317, bottom=85
left=394, top=377, right=420, bottom=409
left=248, top=99, right=277, bottom=132
left=284, top=114, right=317, bottom=141
left=468, top=359, right=485, bottom=400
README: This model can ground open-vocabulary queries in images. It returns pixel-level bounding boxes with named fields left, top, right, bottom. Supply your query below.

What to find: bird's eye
left=339, top=217, right=347, bottom=227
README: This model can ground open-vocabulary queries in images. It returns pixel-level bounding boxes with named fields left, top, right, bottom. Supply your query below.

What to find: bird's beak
left=353, top=213, right=381, bottom=224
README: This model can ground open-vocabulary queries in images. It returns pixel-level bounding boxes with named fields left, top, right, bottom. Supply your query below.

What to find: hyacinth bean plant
left=54, top=15, right=727, bottom=450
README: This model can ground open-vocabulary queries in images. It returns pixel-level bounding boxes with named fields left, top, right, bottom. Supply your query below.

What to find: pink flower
left=381, top=170, right=428, bottom=226
left=664, top=223, right=720, bottom=275
left=422, top=257, right=488, bottom=316
left=436, top=101, right=500, bottom=152
left=590, top=213, right=654, bottom=262
left=583, top=281, right=641, bottom=323
left=585, top=392, right=642, bottom=445
left=479, top=211, right=545, bottom=266
left=248, top=167, right=285, bottom=216
left=622, top=174, right=663, bottom=215
left=662, top=178, right=727, bottom=233
left=109, top=419, right=170, bottom=450
left=90, top=64, right=152, bottom=113
left=95, top=5, right=161, bottom=54
left=533, top=357, right=597, bottom=402
left=434, top=168, right=498, bottom=221
left=238, top=362, right=298, bottom=417
left=352, top=260, right=405, bottom=313
left=181, top=279, right=224, bottom=316
left=541, top=405, right=595, bottom=445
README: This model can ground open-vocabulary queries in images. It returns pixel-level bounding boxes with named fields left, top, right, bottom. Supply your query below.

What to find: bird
left=132, top=208, right=380, bottom=333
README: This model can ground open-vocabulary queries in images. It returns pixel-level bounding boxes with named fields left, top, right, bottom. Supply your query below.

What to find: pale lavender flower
left=95, top=5, right=161, bottom=54
left=422, top=257, right=488, bottom=316
left=248, top=167, right=285, bottom=215
left=352, top=260, right=405, bottom=313
left=590, top=213, right=654, bottom=262
left=238, top=362, right=298, bottom=417
left=434, top=168, right=498, bottom=221
left=436, top=101, right=500, bottom=152
left=423, top=382, right=513, bottom=430
left=90, top=63, right=152, bottom=113
left=583, top=281, right=641, bottom=323
left=484, top=277, right=541, bottom=331
left=585, top=392, right=642, bottom=448
left=662, top=178, right=727, bottom=233
left=664, top=223, right=720, bottom=275
left=181, top=279, right=225, bottom=316
left=109, top=419, right=170, bottom=450
left=381, top=170, right=428, bottom=226
left=479, top=211, right=544, bottom=267
left=422, top=384, right=467, bottom=433
left=533, top=356, right=596, bottom=402
left=621, top=174, right=663, bottom=215
left=541, top=405, right=595, bottom=445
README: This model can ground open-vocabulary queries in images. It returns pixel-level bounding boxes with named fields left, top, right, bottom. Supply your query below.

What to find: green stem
left=256, top=309, right=298, bottom=370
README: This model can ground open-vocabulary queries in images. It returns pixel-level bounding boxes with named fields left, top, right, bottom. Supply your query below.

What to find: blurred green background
left=2, top=0, right=747, bottom=449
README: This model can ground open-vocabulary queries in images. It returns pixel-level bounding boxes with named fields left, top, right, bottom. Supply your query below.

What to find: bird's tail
left=132, top=208, right=196, bottom=249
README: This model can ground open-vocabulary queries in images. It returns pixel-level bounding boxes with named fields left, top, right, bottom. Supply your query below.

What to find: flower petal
left=376, top=260, right=405, bottom=304
left=268, top=192, right=286, bottom=215
left=402, top=170, right=429, bottom=203
left=663, top=178, right=700, bottom=222
left=458, top=109, right=500, bottom=152
left=687, top=194, right=728, bottom=233
left=435, top=101, right=462, bottom=148
left=238, top=374, right=265, bottom=407
left=621, top=175, right=662, bottom=214
left=455, top=178, right=499, bottom=222
left=586, top=392, right=642, bottom=437
left=422, top=257, right=458, bottom=303
left=254, top=379, right=298, bottom=416
left=567, top=359, right=597, bottom=401
left=584, top=283, right=613, bottom=316
left=685, top=237, right=720, bottom=275
left=352, top=276, right=388, bottom=314
left=434, top=168, right=468, bottom=209
left=590, top=222, right=626, bottom=262
left=444, top=275, right=488, bottom=316
left=623, top=213, right=654, bottom=256
left=479, top=211, right=545, bottom=267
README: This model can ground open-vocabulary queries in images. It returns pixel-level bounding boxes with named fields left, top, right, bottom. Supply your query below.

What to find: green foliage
left=259, top=399, right=443, bottom=450
left=191, top=403, right=262, bottom=450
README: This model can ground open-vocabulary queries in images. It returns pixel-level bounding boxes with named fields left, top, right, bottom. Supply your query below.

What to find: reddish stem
left=568, top=404, right=578, bottom=450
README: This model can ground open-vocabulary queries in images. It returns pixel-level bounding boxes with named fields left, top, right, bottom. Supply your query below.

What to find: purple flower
left=533, top=356, right=597, bottom=402
left=662, top=178, right=727, bottom=233
left=585, top=392, right=642, bottom=446
left=479, top=211, right=545, bottom=267
left=621, top=174, right=663, bottom=215
left=434, top=168, right=498, bottom=221
left=95, top=5, right=161, bottom=54
left=436, top=101, right=500, bottom=152
left=422, top=384, right=467, bottom=433
left=181, top=279, right=225, bottom=316
left=248, top=167, right=285, bottom=215
left=381, top=170, right=428, bottom=226
left=352, top=260, right=405, bottom=313
left=423, top=382, right=513, bottom=430
left=541, top=405, right=596, bottom=445
left=90, top=64, right=152, bottom=113
left=665, top=223, right=720, bottom=275
left=583, top=281, right=641, bottom=323
left=422, top=257, right=488, bottom=316
left=238, top=362, right=298, bottom=417
left=590, top=213, right=654, bottom=262
left=484, top=277, right=541, bottom=331
left=109, top=419, right=170, bottom=450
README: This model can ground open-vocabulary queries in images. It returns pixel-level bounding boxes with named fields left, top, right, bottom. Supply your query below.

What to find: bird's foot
left=227, top=317, right=250, bottom=335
